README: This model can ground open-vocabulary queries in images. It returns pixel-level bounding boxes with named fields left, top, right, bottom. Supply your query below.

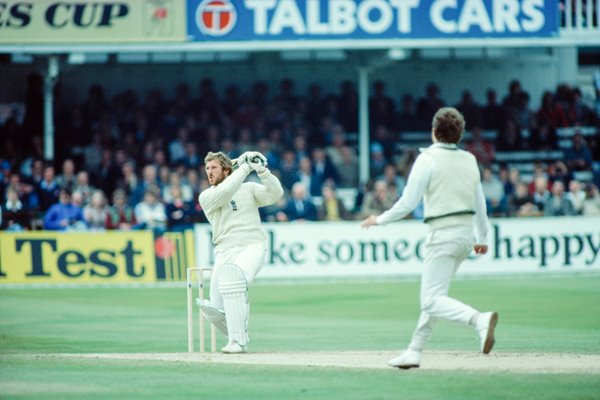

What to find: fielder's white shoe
left=221, top=340, right=247, bottom=354
left=196, top=299, right=228, bottom=336
left=387, top=348, right=421, bottom=369
left=477, top=311, right=499, bottom=354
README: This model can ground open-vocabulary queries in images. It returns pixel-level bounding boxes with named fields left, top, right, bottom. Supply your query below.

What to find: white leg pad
left=197, top=299, right=228, bottom=336
left=218, top=263, right=249, bottom=346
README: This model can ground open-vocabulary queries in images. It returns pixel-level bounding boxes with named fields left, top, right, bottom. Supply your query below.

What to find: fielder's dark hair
left=432, top=107, right=465, bottom=144
left=204, top=151, right=233, bottom=175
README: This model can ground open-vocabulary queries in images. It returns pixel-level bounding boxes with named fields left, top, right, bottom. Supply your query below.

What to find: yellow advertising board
left=0, top=231, right=157, bottom=284
left=0, top=0, right=186, bottom=43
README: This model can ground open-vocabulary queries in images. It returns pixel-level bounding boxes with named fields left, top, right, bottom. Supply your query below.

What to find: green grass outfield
left=1, top=275, right=599, bottom=399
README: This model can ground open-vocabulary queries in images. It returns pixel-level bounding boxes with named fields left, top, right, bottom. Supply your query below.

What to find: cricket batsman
left=198, top=150, right=283, bottom=353
left=361, top=107, right=498, bottom=369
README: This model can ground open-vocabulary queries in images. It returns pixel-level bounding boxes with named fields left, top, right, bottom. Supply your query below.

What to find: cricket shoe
left=196, top=299, right=228, bottom=336
left=221, top=340, right=247, bottom=354
left=387, top=348, right=421, bottom=369
left=477, top=311, right=499, bottom=354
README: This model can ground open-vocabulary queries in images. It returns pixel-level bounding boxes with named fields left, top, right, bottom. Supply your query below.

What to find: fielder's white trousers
left=209, top=243, right=266, bottom=311
left=409, top=225, right=479, bottom=352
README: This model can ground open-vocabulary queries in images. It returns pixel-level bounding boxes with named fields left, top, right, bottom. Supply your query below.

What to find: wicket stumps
left=186, top=267, right=217, bottom=353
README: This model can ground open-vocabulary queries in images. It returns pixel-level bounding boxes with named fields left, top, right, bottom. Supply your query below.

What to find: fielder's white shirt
left=199, top=164, right=284, bottom=248
left=376, top=143, right=489, bottom=244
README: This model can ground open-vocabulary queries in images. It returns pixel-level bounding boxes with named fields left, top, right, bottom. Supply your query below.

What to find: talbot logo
left=195, top=0, right=237, bottom=36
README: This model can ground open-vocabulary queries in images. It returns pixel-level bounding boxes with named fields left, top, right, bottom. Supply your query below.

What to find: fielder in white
left=361, top=107, right=498, bottom=369
left=198, top=151, right=283, bottom=354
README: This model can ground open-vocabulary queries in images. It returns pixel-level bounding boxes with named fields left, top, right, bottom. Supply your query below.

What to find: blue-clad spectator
left=280, top=182, right=318, bottom=222
left=43, top=189, right=86, bottom=230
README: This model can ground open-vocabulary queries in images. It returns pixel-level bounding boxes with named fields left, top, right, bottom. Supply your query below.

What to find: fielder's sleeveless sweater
left=421, top=146, right=480, bottom=229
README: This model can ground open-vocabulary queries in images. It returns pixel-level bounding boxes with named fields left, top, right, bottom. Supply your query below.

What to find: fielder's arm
left=473, top=182, right=489, bottom=254
left=376, top=153, right=432, bottom=225
left=199, top=164, right=252, bottom=212
left=252, top=169, right=284, bottom=207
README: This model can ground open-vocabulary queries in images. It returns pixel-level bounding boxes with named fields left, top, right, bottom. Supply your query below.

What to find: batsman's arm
left=252, top=169, right=284, bottom=206
left=199, top=164, right=252, bottom=212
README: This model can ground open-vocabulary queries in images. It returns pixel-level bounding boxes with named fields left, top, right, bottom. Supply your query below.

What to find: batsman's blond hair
left=204, top=151, right=233, bottom=175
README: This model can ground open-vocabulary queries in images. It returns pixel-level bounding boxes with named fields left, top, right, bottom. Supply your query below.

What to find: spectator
left=496, top=120, right=524, bottom=151
left=416, top=82, right=445, bottom=130
left=455, top=90, right=484, bottom=129
left=7, top=172, right=38, bottom=210
left=544, top=181, right=577, bottom=216
left=566, top=87, right=595, bottom=126
left=566, top=179, right=586, bottom=214
left=1, top=187, right=31, bottom=230
left=311, top=147, right=339, bottom=190
left=134, top=186, right=167, bottom=232
left=165, top=186, right=197, bottom=231
left=95, top=149, right=120, bottom=196
left=481, top=166, right=507, bottom=216
left=325, top=125, right=348, bottom=168
left=335, top=146, right=359, bottom=188
left=547, top=161, right=571, bottom=187
left=502, top=79, right=527, bottom=122
left=396, top=148, right=418, bottom=179
left=515, top=92, right=534, bottom=130
left=369, top=80, right=396, bottom=130
left=379, top=164, right=406, bottom=197
left=532, top=174, right=551, bottom=211
left=581, top=183, right=600, bottom=216
left=295, top=156, right=321, bottom=198
left=106, top=189, right=136, bottom=230
left=482, top=88, right=503, bottom=131
left=536, top=91, right=568, bottom=128
left=168, top=127, right=189, bottom=164
left=130, top=164, right=160, bottom=206
left=83, top=131, right=104, bottom=172
left=116, top=161, right=138, bottom=197
left=508, top=181, right=541, bottom=217
left=43, top=189, right=86, bottom=230
left=527, top=162, right=550, bottom=195
left=369, top=142, right=387, bottom=179
left=36, top=165, right=60, bottom=211
left=276, top=150, right=298, bottom=191
left=163, top=171, right=193, bottom=203
left=73, top=170, right=95, bottom=206
left=396, top=94, right=419, bottom=132
left=465, top=126, right=495, bottom=165
left=180, top=142, right=201, bottom=169
left=498, top=165, right=514, bottom=199
left=280, top=182, right=318, bottom=222
left=565, top=132, right=594, bottom=171
left=359, top=180, right=396, bottom=219
left=83, top=189, right=109, bottom=231
left=55, top=158, right=77, bottom=191
left=529, top=123, right=558, bottom=150
left=318, top=183, right=351, bottom=221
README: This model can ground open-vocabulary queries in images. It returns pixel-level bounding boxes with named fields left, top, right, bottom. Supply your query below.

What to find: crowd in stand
left=1, top=74, right=600, bottom=231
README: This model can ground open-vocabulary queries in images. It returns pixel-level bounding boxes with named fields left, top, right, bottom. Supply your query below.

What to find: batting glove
left=249, top=151, right=268, bottom=166
left=249, top=157, right=266, bottom=173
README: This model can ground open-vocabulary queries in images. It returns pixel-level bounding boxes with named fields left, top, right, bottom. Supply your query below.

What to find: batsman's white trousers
left=409, top=225, right=479, bottom=351
left=210, top=243, right=266, bottom=311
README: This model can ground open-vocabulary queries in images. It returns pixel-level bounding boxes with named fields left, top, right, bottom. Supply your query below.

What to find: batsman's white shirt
left=199, top=163, right=283, bottom=248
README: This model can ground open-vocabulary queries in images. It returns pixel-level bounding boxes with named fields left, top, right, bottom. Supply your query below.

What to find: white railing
left=561, top=0, right=600, bottom=32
